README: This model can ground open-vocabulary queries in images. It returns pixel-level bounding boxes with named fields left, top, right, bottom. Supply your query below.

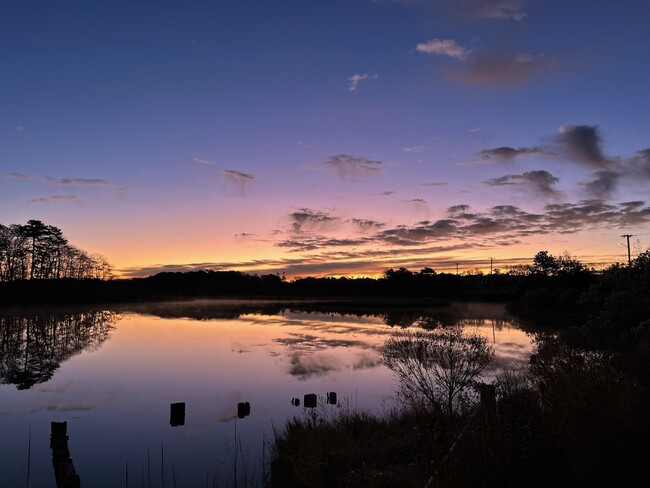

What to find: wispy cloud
left=325, top=154, right=383, bottom=182
left=221, top=169, right=255, bottom=196
left=456, top=52, right=543, bottom=86
left=421, top=181, right=448, bottom=186
left=483, top=170, right=561, bottom=197
left=414, top=34, right=544, bottom=86
left=221, top=169, right=254, bottom=181
left=375, top=190, right=395, bottom=196
left=290, top=208, right=339, bottom=233
left=402, top=146, right=428, bottom=153
left=275, top=211, right=385, bottom=251
left=395, top=0, right=527, bottom=22
left=629, top=149, right=650, bottom=179
left=463, top=0, right=527, bottom=21
left=276, top=236, right=368, bottom=252
left=447, top=204, right=472, bottom=216
left=193, top=156, right=216, bottom=165
left=347, top=73, right=378, bottom=91
left=476, top=145, right=550, bottom=163
left=582, top=170, right=621, bottom=198
left=377, top=218, right=458, bottom=246
left=28, top=195, right=79, bottom=204
left=349, top=218, right=385, bottom=231
left=46, top=177, right=110, bottom=186
left=416, top=38, right=469, bottom=60
left=5, top=172, right=31, bottom=179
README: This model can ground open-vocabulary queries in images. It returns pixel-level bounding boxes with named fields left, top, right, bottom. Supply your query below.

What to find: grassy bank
left=271, top=335, right=649, bottom=488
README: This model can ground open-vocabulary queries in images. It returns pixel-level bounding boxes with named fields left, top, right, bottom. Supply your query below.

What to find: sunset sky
left=2, top=0, right=649, bottom=278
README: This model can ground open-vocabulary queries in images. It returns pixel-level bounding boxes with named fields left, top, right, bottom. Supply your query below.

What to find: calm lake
left=0, top=300, right=534, bottom=487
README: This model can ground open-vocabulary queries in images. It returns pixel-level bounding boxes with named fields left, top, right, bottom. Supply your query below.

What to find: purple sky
left=2, top=0, right=650, bottom=277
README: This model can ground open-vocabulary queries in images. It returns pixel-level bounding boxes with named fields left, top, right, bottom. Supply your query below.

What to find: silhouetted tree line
left=2, top=225, right=649, bottom=321
left=0, top=267, right=488, bottom=305
left=508, top=249, right=650, bottom=327
left=0, top=220, right=113, bottom=282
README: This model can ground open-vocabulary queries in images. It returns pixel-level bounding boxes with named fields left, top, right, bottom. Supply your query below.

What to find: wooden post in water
left=50, top=421, right=81, bottom=488
left=170, top=402, right=185, bottom=427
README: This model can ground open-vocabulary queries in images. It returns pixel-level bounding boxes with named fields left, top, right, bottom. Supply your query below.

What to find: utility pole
left=490, top=257, right=493, bottom=275
left=456, top=263, right=459, bottom=275
left=621, top=234, right=634, bottom=266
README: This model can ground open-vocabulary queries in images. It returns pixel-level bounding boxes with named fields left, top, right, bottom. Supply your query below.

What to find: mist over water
left=0, top=300, right=533, bottom=486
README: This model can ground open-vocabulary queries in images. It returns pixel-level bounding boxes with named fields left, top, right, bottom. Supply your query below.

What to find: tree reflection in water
left=0, top=310, right=118, bottom=390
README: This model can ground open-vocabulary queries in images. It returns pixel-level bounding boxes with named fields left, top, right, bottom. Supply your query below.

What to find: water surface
left=0, top=300, right=533, bottom=487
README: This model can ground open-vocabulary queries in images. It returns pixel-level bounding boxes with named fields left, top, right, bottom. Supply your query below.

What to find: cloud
left=619, top=201, right=645, bottom=212
left=276, top=236, right=368, bottom=252
left=462, top=0, right=527, bottom=21
left=377, top=218, right=458, bottom=245
left=416, top=38, right=468, bottom=60
left=375, top=190, right=395, bottom=196
left=348, top=73, right=378, bottom=91
left=5, top=172, right=31, bottom=179
left=456, top=52, right=542, bottom=86
left=541, top=200, right=650, bottom=230
left=349, top=218, right=385, bottom=231
left=193, top=157, right=215, bottom=164
left=118, top=243, right=489, bottom=279
left=402, top=146, right=428, bottom=153
left=421, top=182, right=449, bottom=186
left=118, top=195, right=650, bottom=279
left=447, top=204, right=471, bottom=216
left=325, top=154, right=383, bottom=182
left=288, top=353, right=340, bottom=379
left=46, top=177, right=110, bottom=186
left=470, top=125, right=650, bottom=199
left=628, top=148, right=650, bottom=178
left=221, top=169, right=254, bottom=181
left=28, top=195, right=79, bottom=204
left=221, top=169, right=255, bottom=196
left=16, top=125, right=26, bottom=133
left=476, top=145, right=550, bottom=163
left=395, top=0, right=527, bottom=22
left=276, top=334, right=368, bottom=352
left=583, top=170, right=621, bottom=198
left=469, top=124, right=650, bottom=200
left=375, top=200, right=650, bottom=245
left=289, top=208, right=339, bottom=233
left=483, top=170, right=561, bottom=197
left=556, top=125, right=611, bottom=168
left=352, top=353, right=382, bottom=370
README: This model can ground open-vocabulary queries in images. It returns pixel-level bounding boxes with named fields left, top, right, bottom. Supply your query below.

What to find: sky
left=1, top=0, right=650, bottom=278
